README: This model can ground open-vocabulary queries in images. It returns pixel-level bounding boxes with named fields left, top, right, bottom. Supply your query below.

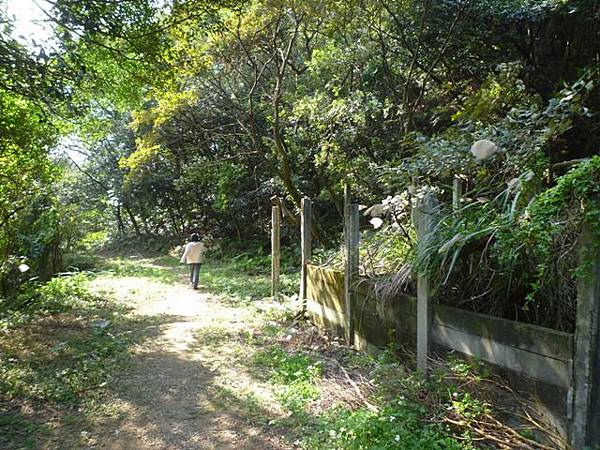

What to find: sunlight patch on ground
left=88, top=274, right=213, bottom=318
left=80, top=261, right=293, bottom=449
left=159, top=321, right=208, bottom=356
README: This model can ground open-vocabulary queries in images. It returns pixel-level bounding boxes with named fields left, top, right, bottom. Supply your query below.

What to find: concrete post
left=571, top=228, right=600, bottom=448
left=413, top=191, right=438, bottom=374
left=343, top=184, right=359, bottom=345
left=344, top=203, right=360, bottom=346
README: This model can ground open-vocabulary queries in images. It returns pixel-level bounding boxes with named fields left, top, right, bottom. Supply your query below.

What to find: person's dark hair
left=190, top=233, right=200, bottom=242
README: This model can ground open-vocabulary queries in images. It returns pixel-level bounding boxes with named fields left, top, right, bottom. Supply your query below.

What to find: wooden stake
left=300, top=197, right=312, bottom=306
left=271, top=205, right=281, bottom=298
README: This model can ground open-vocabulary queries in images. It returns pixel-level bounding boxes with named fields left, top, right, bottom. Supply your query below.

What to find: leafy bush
left=0, top=274, right=93, bottom=326
left=405, top=157, right=600, bottom=331
left=364, top=68, right=599, bottom=331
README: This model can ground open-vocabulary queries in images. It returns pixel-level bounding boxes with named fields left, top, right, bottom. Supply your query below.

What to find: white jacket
left=180, top=242, right=206, bottom=264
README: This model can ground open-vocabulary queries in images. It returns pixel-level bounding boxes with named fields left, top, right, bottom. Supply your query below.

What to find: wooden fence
left=283, top=187, right=600, bottom=449
left=306, top=265, right=572, bottom=440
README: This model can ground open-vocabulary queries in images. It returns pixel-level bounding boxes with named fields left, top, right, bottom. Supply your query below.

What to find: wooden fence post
left=300, top=197, right=312, bottom=305
left=413, top=191, right=438, bottom=374
left=571, top=228, right=600, bottom=448
left=271, top=205, right=281, bottom=298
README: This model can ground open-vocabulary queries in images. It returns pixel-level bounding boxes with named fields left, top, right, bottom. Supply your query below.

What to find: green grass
left=303, top=404, right=474, bottom=450
left=0, top=413, right=48, bottom=450
left=0, top=305, right=158, bottom=405
left=98, top=255, right=181, bottom=285
left=201, top=259, right=300, bottom=300
left=209, top=384, right=269, bottom=423
left=239, top=334, right=490, bottom=450
left=0, top=274, right=94, bottom=327
left=252, top=346, right=323, bottom=412
left=0, top=271, right=169, bottom=449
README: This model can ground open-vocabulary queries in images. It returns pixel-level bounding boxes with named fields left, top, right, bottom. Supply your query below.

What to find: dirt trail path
left=86, top=269, right=290, bottom=450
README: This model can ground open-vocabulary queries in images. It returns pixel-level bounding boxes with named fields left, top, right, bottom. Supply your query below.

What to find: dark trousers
left=189, top=263, right=202, bottom=289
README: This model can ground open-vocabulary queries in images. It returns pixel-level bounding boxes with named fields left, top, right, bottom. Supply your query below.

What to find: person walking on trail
left=180, top=233, right=206, bottom=289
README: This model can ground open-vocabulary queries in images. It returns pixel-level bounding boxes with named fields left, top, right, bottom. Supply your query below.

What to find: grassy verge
left=235, top=322, right=553, bottom=449
left=97, top=254, right=181, bottom=285
left=201, top=259, right=299, bottom=301
left=0, top=264, right=175, bottom=449
left=239, top=336, right=479, bottom=449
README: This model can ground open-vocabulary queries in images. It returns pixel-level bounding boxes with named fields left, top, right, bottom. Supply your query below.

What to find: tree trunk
left=124, top=205, right=142, bottom=236
left=115, top=203, right=124, bottom=235
left=271, top=15, right=303, bottom=208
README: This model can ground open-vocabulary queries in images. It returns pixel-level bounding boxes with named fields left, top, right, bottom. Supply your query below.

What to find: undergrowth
left=0, top=274, right=93, bottom=327
left=242, top=312, right=557, bottom=450
left=315, top=157, right=600, bottom=332
left=201, top=254, right=300, bottom=300
left=421, top=157, right=600, bottom=331
left=246, top=335, right=481, bottom=448
left=0, top=271, right=164, bottom=449
left=252, top=346, right=323, bottom=412
left=305, top=404, right=472, bottom=450
left=298, top=349, right=484, bottom=450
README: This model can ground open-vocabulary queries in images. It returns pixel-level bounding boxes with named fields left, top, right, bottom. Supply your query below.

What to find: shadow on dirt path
left=84, top=258, right=290, bottom=450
